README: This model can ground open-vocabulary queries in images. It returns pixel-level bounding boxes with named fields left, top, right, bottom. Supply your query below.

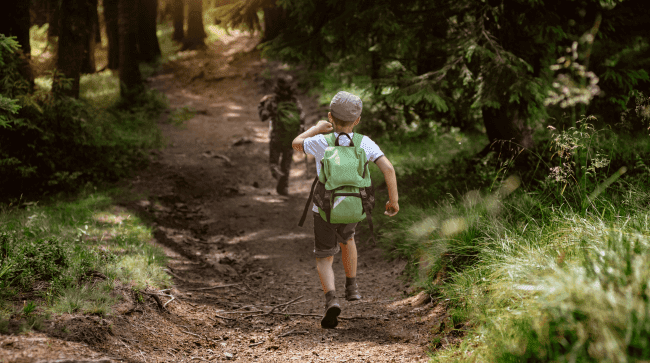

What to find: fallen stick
left=181, top=330, right=203, bottom=339
left=188, top=283, right=242, bottom=291
left=249, top=340, right=265, bottom=347
left=264, top=296, right=304, bottom=316
left=278, top=329, right=309, bottom=337
left=141, top=292, right=166, bottom=311
left=219, top=309, right=264, bottom=315
left=209, top=314, right=237, bottom=321
left=233, top=284, right=255, bottom=296
left=164, top=268, right=187, bottom=281
left=163, top=295, right=176, bottom=307
left=281, top=299, right=310, bottom=312
left=245, top=311, right=381, bottom=320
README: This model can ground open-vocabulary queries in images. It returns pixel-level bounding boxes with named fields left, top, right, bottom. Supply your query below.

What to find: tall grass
left=0, top=22, right=178, bottom=327
left=365, top=120, right=650, bottom=362
left=0, top=190, right=170, bottom=314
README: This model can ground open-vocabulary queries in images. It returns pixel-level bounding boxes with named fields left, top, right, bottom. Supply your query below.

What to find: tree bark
left=119, top=0, right=143, bottom=101
left=56, top=0, right=93, bottom=98
left=172, top=0, right=184, bottom=42
left=262, top=6, right=286, bottom=42
left=138, top=0, right=162, bottom=62
left=49, top=0, right=61, bottom=38
left=183, top=0, right=206, bottom=50
left=93, top=0, right=102, bottom=43
left=0, top=1, right=33, bottom=89
left=105, top=0, right=119, bottom=69
left=481, top=105, right=535, bottom=158
left=82, top=0, right=99, bottom=74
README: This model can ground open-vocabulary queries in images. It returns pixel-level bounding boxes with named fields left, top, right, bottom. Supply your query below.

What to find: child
left=292, top=91, right=399, bottom=328
left=258, top=75, right=305, bottom=195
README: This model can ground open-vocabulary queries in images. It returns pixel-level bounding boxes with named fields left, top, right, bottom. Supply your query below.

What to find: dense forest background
left=2, top=0, right=650, bottom=199
left=2, top=0, right=650, bottom=361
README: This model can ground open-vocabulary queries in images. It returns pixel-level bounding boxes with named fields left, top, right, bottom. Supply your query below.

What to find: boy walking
left=258, top=75, right=305, bottom=195
left=292, top=91, right=399, bottom=328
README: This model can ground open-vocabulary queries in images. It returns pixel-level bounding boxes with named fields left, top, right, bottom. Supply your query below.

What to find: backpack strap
left=335, top=133, right=353, bottom=146
left=359, top=187, right=376, bottom=244
left=324, top=133, right=335, bottom=147
left=298, top=176, right=319, bottom=227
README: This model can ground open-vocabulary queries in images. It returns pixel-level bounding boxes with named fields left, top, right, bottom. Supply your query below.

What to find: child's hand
left=315, top=120, right=334, bottom=134
left=384, top=200, right=399, bottom=217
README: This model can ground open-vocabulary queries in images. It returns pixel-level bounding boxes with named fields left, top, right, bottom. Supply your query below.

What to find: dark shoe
left=276, top=178, right=289, bottom=196
left=270, top=165, right=284, bottom=180
left=345, top=277, right=361, bottom=301
left=321, top=291, right=341, bottom=329
left=276, top=185, right=289, bottom=196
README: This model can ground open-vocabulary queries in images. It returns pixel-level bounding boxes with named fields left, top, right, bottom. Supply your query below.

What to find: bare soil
left=0, top=32, right=448, bottom=363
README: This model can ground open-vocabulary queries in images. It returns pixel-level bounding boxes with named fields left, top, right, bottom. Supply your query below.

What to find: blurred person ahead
left=258, top=75, right=306, bottom=195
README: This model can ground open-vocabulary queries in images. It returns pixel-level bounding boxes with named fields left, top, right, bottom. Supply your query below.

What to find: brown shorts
left=313, top=212, right=358, bottom=258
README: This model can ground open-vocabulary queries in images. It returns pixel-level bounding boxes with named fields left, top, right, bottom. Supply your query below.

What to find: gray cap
left=330, top=91, right=362, bottom=122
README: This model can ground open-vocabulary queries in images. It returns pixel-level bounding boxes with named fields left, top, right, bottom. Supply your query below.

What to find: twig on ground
left=139, top=350, right=147, bottom=362
left=209, top=314, right=237, bottom=322
left=281, top=299, right=310, bottom=312
left=218, top=309, right=264, bottom=315
left=242, top=281, right=257, bottom=294
left=246, top=311, right=381, bottom=319
left=141, top=292, right=166, bottom=311
left=164, top=268, right=186, bottom=281
left=233, top=284, right=255, bottom=296
left=249, top=340, right=265, bottom=347
left=163, top=294, right=176, bottom=307
left=278, top=329, right=309, bottom=337
left=264, top=296, right=304, bottom=316
left=181, top=330, right=203, bottom=339
left=119, top=339, right=133, bottom=352
left=188, top=283, right=241, bottom=291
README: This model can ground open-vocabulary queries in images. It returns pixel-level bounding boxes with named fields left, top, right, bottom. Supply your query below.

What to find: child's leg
left=340, top=237, right=357, bottom=278
left=317, top=255, right=341, bottom=329
left=340, top=237, right=361, bottom=301
left=316, top=256, right=335, bottom=293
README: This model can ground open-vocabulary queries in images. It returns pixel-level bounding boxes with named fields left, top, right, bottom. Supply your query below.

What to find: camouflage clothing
left=258, top=91, right=305, bottom=195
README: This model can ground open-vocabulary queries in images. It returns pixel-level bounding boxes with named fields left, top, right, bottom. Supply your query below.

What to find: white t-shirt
left=303, top=132, right=384, bottom=212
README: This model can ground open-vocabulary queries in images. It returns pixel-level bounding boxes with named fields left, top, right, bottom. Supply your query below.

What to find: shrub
left=0, top=34, right=166, bottom=201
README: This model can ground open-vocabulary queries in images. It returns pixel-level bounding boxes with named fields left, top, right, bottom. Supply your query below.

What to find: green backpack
left=299, top=132, right=376, bottom=243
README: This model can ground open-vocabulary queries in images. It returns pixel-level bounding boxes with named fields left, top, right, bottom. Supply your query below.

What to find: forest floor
left=0, top=32, right=448, bottom=362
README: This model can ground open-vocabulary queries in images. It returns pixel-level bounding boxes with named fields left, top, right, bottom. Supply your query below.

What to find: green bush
left=0, top=34, right=166, bottom=201
left=1, top=232, right=71, bottom=289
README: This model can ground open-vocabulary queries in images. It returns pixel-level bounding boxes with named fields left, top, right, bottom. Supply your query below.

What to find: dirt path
left=1, top=32, right=444, bottom=363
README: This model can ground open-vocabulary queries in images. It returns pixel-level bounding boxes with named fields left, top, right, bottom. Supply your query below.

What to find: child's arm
left=375, top=156, right=399, bottom=216
left=292, top=120, right=333, bottom=153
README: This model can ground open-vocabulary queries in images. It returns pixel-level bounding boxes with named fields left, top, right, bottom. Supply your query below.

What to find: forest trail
left=1, top=32, right=444, bottom=363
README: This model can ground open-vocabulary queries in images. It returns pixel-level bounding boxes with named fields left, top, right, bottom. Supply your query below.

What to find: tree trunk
left=119, top=0, right=143, bottom=101
left=49, top=0, right=61, bottom=38
left=105, top=0, right=119, bottom=69
left=0, top=1, right=33, bottom=89
left=138, top=0, right=162, bottom=62
left=81, top=0, right=98, bottom=74
left=172, top=0, right=184, bottom=42
left=481, top=105, right=535, bottom=159
left=56, top=0, right=93, bottom=98
left=93, top=0, right=102, bottom=43
left=262, top=6, right=286, bottom=42
left=182, top=0, right=206, bottom=50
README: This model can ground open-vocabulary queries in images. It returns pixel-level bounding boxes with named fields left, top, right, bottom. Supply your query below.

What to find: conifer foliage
left=254, top=0, right=649, bottom=150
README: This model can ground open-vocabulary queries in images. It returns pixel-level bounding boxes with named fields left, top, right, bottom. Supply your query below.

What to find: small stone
left=224, top=352, right=234, bottom=359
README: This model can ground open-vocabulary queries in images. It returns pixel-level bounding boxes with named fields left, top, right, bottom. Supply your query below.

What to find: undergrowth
left=0, top=189, right=170, bottom=323
left=0, top=24, right=178, bottom=332
left=368, top=121, right=650, bottom=362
